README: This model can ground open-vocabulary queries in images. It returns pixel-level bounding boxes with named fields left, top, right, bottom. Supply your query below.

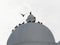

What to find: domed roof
left=7, top=12, right=56, bottom=45
left=7, top=23, right=55, bottom=45
left=57, top=41, right=60, bottom=45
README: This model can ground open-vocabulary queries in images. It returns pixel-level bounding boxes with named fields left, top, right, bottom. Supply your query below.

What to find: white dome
left=7, top=23, right=55, bottom=45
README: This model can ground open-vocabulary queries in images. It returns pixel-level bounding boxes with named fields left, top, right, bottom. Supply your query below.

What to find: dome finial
left=26, top=12, right=36, bottom=23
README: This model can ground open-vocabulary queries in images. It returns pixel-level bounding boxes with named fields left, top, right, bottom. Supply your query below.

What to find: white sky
left=0, top=0, right=60, bottom=45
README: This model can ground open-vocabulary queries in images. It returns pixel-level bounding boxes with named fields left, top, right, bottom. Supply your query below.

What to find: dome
left=57, top=41, right=60, bottom=45
left=7, top=12, right=56, bottom=45
left=7, top=23, right=55, bottom=45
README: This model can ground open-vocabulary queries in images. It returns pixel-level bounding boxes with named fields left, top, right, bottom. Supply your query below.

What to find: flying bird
left=21, top=14, right=25, bottom=17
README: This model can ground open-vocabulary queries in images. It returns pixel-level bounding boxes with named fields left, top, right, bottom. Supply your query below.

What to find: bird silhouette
left=12, top=29, right=14, bottom=32
left=21, top=14, right=25, bottom=17
left=41, top=22, right=42, bottom=24
left=22, top=22, right=24, bottom=24
left=19, top=24, right=21, bottom=26
left=15, top=26, right=18, bottom=28
left=38, top=21, right=40, bottom=24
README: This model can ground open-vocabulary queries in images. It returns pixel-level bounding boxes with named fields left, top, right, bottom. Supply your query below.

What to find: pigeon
left=32, top=20, right=35, bottom=23
left=38, top=21, right=40, bottom=24
left=12, top=29, right=14, bottom=32
left=15, top=26, right=18, bottom=28
left=41, top=22, right=42, bottom=24
left=21, top=14, right=25, bottom=17
left=22, top=22, right=24, bottom=24
left=19, top=24, right=21, bottom=26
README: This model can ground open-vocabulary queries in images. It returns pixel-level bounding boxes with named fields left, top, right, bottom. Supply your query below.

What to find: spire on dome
left=26, top=12, right=36, bottom=23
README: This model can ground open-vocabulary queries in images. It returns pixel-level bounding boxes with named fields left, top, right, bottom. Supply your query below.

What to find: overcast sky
left=0, top=0, right=60, bottom=45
